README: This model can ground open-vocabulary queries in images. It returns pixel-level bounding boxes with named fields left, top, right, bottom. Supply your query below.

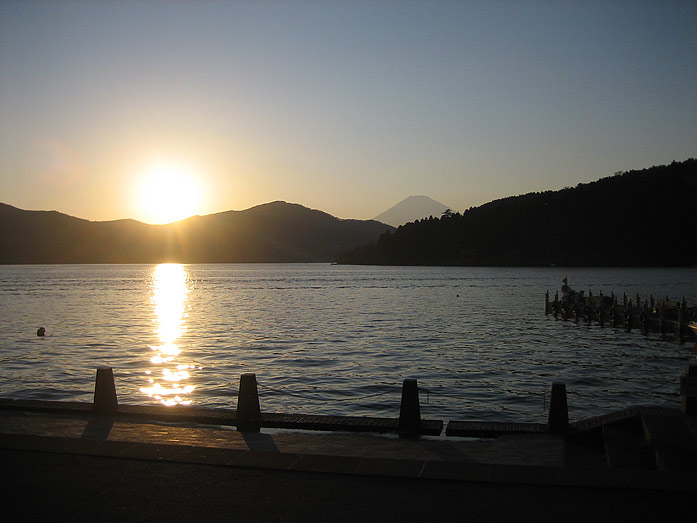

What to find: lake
left=1, top=264, right=695, bottom=423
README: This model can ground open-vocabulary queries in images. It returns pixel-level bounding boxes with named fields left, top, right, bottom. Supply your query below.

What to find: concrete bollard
left=93, top=367, right=118, bottom=414
left=680, top=365, right=697, bottom=416
left=398, top=378, right=421, bottom=438
left=548, top=382, right=569, bottom=433
left=237, top=373, right=261, bottom=432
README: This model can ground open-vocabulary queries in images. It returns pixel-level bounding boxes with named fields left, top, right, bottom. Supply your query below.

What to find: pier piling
left=237, top=373, right=261, bottom=432
left=93, top=367, right=118, bottom=414
left=678, top=306, right=685, bottom=336
left=560, top=288, right=696, bottom=337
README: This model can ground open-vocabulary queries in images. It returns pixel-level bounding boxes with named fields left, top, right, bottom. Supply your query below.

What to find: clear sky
left=1, top=1, right=695, bottom=224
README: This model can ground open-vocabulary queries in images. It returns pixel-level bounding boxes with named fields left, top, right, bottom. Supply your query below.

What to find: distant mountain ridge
left=374, top=195, right=450, bottom=227
left=341, top=159, right=697, bottom=267
left=0, top=201, right=394, bottom=264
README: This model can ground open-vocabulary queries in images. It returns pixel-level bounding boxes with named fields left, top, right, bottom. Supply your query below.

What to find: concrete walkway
left=2, top=403, right=695, bottom=522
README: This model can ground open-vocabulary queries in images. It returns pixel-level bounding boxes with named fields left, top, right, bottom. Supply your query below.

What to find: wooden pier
left=545, top=287, right=697, bottom=338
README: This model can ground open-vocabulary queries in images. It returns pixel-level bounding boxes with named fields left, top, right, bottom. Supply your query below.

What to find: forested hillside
left=339, top=159, right=697, bottom=267
left=0, top=201, right=392, bottom=264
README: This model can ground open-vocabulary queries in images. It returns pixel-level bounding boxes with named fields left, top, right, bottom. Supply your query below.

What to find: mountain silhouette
left=341, top=159, right=697, bottom=267
left=0, top=201, right=393, bottom=264
left=373, top=195, right=451, bottom=227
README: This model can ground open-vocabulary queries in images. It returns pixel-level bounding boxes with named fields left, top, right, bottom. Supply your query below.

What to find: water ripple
left=1, top=264, right=696, bottom=422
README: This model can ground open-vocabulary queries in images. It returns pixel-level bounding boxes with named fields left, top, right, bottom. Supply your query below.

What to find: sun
left=136, top=163, right=204, bottom=224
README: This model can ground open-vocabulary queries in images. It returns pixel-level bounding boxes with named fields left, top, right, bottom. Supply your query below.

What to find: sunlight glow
left=136, top=163, right=203, bottom=224
left=140, top=264, right=197, bottom=406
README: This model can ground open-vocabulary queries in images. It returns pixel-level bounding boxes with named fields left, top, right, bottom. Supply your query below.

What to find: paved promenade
left=2, top=403, right=695, bottom=522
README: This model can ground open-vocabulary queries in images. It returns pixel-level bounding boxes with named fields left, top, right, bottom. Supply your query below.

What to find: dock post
left=681, top=365, right=697, bottom=416
left=641, top=303, right=649, bottom=334
left=237, top=373, right=261, bottom=432
left=548, top=382, right=569, bottom=433
left=659, top=306, right=665, bottom=334
left=93, top=367, right=118, bottom=414
left=623, top=293, right=627, bottom=308
left=678, top=304, right=685, bottom=336
left=398, top=378, right=421, bottom=438
left=545, top=290, right=549, bottom=315
left=626, top=299, right=632, bottom=331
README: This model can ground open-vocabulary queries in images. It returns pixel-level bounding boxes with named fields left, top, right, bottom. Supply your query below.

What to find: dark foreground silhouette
left=4, top=449, right=691, bottom=523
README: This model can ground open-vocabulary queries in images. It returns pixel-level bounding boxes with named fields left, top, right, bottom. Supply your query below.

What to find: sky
left=1, top=1, right=695, bottom=224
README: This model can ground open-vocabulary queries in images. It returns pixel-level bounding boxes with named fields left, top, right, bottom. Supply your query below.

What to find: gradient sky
left=1, top=1, right=695, bottom=224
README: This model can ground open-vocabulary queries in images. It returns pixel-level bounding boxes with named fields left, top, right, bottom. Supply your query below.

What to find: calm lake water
left=1, top=264, right=696, bottom=423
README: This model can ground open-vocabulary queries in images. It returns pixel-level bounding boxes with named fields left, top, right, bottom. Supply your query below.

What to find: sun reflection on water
left=140, top=264, right=197, bottom=406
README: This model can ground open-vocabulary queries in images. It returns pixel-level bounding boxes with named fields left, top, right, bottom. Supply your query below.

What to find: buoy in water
left=37, top=327, right=46, bottom=337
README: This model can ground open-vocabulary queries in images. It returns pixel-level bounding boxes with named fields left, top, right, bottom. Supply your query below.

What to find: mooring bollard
left=681, top=365, right=697, bottom=416
left=398, top=378, right=421, bottom=438
left=93, top=367, right=118, bottom=414
left=548, top=382, right=569, bottom=433
left=237, top=373, right=261, bottom=432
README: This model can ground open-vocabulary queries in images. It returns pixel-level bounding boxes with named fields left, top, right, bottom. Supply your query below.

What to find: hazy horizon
left=2, top=194, right=428, bottom=225
left=2, top=1, right=695, bottom=224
